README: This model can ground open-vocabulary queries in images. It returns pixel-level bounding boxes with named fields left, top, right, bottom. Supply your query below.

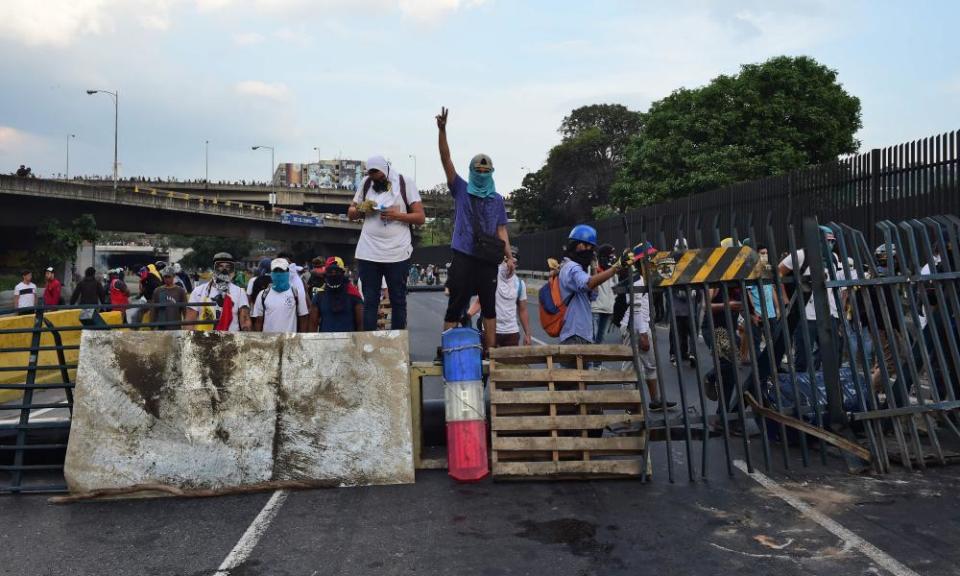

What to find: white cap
left=270, top=258, right=289, bottom=271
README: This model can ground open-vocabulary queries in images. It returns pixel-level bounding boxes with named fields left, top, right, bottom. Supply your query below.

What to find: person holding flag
left=184, top=252, right=251, bottom=331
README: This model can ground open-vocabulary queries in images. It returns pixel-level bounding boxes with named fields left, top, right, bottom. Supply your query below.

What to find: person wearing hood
left=348, top=154, right=425, bottom=331
left=248, top=257, right=273, bottom=304
left=141, top=263, right=163, bottom=301
left=172, top=262, right=193, bottom=293
left=184, top=252, right=251, bottom=332
left=308, top=256, right=363, bottom=333
left=436, top=107, right=513, bottom=353
left=71, top=266, right=107, bottom=306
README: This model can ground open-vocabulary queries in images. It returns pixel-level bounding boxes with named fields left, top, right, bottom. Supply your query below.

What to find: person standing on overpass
left=436, top=107, right=513, bottom=353
left=348, top=156, right=425, bottom=331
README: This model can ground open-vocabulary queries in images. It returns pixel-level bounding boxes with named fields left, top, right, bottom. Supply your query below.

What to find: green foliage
left=415, top=183, right=455, bottom=246
left=35, top=214, right=99, bottom=270
left=612, top=55, right=861, bottom=207
left=177, top=236, right=254, bottom=270
left=513, top=104, right=644, bottom=231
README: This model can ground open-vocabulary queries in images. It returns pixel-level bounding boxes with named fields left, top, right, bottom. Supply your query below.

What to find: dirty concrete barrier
left=64, top=330, right=413, bottom=494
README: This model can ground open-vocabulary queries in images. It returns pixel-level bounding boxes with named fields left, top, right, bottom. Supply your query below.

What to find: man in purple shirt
left=436, top=107, right=513, bottom=353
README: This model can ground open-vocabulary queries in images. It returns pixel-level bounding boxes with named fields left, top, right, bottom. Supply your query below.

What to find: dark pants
left=669, top=315, right=694, bottom=358
left=794, top=318, right=839, bottom=373
left=754, top=317, right=787, bottom=383
left=358, top=258, right=409, bottom=331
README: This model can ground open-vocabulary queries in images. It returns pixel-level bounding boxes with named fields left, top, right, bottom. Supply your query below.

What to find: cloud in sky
left=235, top=81, right=290, bottom=101
left=0, top=0, right=956, bottom=192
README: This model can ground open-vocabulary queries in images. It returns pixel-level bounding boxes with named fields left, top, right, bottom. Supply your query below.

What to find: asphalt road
left=1, top=292, right=959, bottom=576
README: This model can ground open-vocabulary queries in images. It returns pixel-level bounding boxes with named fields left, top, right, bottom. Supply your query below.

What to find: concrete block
left=64, top=330, right=413, bottom=495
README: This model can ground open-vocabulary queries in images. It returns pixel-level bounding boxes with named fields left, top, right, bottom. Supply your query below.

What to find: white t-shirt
left=246, top=276, right=257, bottom=297
left=251, top=287, right=308, bottom=333
left=591, top=273, right=616, bottom=314
left=188, top=281, right=250, bottom=332
left=352, top=175, right=421, bottom=263
left=495, top=264, right=527, bottom=335
left=779, top=249, right=849, bottom=320
left=620, top=277, right=650, bottom=334
left=14, top=282, right=37, bottom=309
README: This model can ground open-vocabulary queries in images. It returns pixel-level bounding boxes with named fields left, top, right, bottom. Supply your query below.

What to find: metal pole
left=113, top=91, right=118, bottom=192
left=66, top=134, right=75, bottom=179
left=409, top=154, right=417, bottom=182
left=205, top=140, right=209, bottom=188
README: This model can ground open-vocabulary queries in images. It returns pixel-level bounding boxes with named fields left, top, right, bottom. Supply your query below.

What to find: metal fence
left=631, top=212, right=960, bottom=481
left=512, top=130, right=959, bottom=270
left=0, top=302, right=216, bottom=494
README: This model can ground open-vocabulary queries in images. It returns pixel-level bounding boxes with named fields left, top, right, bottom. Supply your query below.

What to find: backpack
left=362, top=174, right=412, bottom=242
left=250, top=274, right=273, bottom=303
left=258, top=286, right=303, bottom=318
left=538, top=274, right=575, bottom=338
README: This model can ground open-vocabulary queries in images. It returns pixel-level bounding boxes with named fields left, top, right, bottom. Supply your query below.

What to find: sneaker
left=648, top=398, right=678, bottom=411
left=670, top=355, right=678, bottom=367
left=686, top=355, right=697, bottom=367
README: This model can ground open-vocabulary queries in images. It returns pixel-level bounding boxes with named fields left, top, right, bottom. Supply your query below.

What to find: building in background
left=273, top=159, right=366, bottom=190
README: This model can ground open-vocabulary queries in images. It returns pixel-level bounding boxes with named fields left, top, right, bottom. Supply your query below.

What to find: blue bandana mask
left=467, top=166, right=496, bottom=199
left=271, top=271, right=290, bottom=292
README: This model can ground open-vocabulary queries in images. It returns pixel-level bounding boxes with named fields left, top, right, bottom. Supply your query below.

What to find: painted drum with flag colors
left=441, top=327, right=489, bottom=482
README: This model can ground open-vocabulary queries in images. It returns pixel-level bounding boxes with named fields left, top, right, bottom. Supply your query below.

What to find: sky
left=0, top=0, right=958, bottom=194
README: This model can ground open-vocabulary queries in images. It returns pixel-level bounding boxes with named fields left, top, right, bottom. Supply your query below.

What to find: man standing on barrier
left=348, top=155, right=425, bottom=331
left=185, top=252, right=251, bottom=332
left=465, top=245, right=532, bottom=348
left=436, top=106, right=513, bottom=354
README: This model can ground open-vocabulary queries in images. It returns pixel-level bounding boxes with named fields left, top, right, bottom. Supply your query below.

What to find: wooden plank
left=490, top=390, right=643, bottom=405
left=493, top=460, right=643, bottom=477
left=493, top=436, right=646, bottom=451
left=490, top=344, right=633, bottom=363
left=492, top=414, right=642, bottom=431
left=547, top=355, right=558, bottom=463
left=491, top=368, right=638, bottom=383
left=744, top=393, right=872, bottom=462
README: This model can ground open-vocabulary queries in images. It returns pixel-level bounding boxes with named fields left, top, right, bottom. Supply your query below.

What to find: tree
left=35, top=214, right=99, bottom=270
left=612, top=55, right=862, bottom=207
left=176, top=236, right=253, bottom=270
left=416, top=183, right=455, bottom=246
left=513, top=104, right=644, bottom=231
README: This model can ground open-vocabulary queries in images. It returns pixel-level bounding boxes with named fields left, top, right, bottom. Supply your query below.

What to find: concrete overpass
left=0, top=176, right=362, bottom=247
left=74, top=179, right=511, bottom=215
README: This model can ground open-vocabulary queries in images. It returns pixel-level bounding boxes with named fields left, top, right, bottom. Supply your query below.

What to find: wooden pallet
left=489, top=345, right=649, bottom=480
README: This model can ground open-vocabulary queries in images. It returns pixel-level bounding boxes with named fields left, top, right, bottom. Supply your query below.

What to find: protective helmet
left=720, top=237, right=736, bottom=248
left=673, top=238, right=689, bottom=251
left=632, top=241, right=657, bottom=259
left=568, top=224, right=597, bottom=246
left=819, top=225, right=836, bottom=241
left=213, top=252, right=234, bottom=264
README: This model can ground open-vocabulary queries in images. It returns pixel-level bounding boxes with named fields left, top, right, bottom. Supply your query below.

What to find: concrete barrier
left=0, top=309, right=123, bottom=403
left=64, top=329, right=413, bottom=495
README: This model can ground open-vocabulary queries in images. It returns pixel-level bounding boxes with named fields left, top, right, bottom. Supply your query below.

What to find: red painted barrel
left=446, top=420, right=488, bottom=482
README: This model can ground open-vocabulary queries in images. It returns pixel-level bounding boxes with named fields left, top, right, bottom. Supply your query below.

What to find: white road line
left=213, top=489, right=289, bottom=576
left=0, top=407, right=59, bottom=424
left=531, top=336, right=548, bottom=345
left=732, top=460, right=921, bottom=576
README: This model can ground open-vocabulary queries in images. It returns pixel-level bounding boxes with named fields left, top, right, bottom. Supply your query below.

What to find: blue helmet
left=568, top=224, right=598, bottom=246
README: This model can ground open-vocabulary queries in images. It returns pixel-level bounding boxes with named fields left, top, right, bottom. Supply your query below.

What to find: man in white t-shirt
left=13, top=270, right=38, bottom=314
left=777, top=226, right=850, bottom=372
left=251, top=258, right=309, bottom=333
left=347, top=155, right=426, bottom=331
left=467, top=246, right=532, bottom=347
left=184, top=252, right=251, bottom=332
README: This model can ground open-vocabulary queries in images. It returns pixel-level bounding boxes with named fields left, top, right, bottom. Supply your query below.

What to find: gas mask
left=213, top=261, right=235, bottom=292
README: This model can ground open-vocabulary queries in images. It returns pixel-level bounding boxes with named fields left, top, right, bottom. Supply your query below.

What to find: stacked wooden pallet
left=488, top=345, right=649, bottom=480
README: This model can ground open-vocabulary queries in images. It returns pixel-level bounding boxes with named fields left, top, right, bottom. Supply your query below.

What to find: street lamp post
left=85, top=89, right=118, bottom=191
left=65, top=134, right=76, bottom=179
left=252, top=145, right=275, bottom=204
left=205, top=140, right=209, bottom=188
left=409, top=154, right=417, bottom=182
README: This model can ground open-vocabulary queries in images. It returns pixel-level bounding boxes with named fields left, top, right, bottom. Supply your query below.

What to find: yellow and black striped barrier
left=649, top=247, right=770, bottom=286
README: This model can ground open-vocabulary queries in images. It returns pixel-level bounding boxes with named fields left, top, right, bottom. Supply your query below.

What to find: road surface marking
left=213, top=489, right=289, bottom=576
left=0, top=407, right=59, bottom=424
left=732, top=460, right=920, bottom=576
left=531, top=336, right=548, bottom=345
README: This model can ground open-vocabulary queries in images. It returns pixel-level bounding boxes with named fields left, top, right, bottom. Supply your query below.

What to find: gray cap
left=470, top=153, right=493, bottom=170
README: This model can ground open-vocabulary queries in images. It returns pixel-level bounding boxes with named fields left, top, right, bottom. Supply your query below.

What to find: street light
left=85, top=89, right=118, bottom=191
left=312, top=146, right=321, bottom=164
left=65, top=134, right=76, bottom=179
left=409, top=154, right=417, bottom=182
left=252, top=145, right=275, bottom=204
left=204, top=140, right=210, bottom=187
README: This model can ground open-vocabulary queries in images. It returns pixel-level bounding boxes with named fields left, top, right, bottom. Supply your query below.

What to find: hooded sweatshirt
left=352, top=155, right=421, bottom=263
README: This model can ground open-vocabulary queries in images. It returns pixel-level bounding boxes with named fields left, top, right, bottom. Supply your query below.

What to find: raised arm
left=436, top=107, right=457, bottom=186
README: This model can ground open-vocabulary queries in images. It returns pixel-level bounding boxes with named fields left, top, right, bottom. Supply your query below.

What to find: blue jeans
left=358, top=258, right=409, bottom=331
left=593, top=312, right=612, bottom=344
